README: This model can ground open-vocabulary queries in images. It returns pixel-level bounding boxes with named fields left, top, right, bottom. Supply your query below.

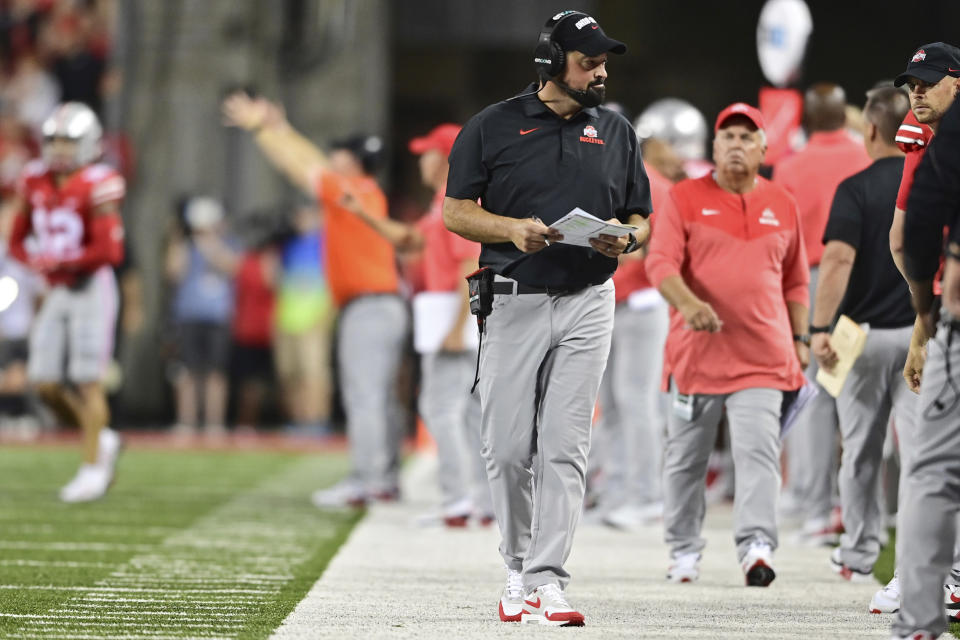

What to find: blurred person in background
left=0, top=107, right=35, bottom=197
left=634, top=98, right=712, bottom=180
left=340, top=122, right=494, bottom=527
left=772, top=82, right=871, bottom=546
left=223, top=93, right=407, bottom=507
left=7, top=101, right=125, bottom=502
left=805, top=87, right=917, bottom=583
left=0, top=199, right=44, bottom=426
left=230, top=219, right=279, bottom=432
left=587, top=109, right=675, bottom=530
left=647, top=103, right=809, bottom=587
left=1, top=53, right=59, bottom=137
left=165, top=196, right=237, bottom=439
left=273, top=202, right=333, bottom=436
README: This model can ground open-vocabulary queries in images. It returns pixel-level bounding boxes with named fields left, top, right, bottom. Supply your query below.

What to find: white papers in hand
left=412, top=291, right=479, bottom=354
left=547, top=207, right=637, bottom=247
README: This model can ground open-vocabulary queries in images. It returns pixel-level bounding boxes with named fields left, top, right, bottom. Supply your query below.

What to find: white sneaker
left=667, top=552, right=701, bottom=583
left=603, top=502, right=663, bottom=530
left=97, top=428, right=122, bottom=472
left=741, top=541, right=776, bottom=587
left=889, top=631, right=935, bottom=640
left=944, top=583, right=960, bottom=621
left=498, top=568, right=524, bottom=622
left=311, top=480, right=367, bottom=508
left=870, top=572, right=900, bottom=614
left=520, top=583, right=584, bottom=627
left=59, top=464, right=111, bottom=503
left=829, top=547, right=875, bottom=583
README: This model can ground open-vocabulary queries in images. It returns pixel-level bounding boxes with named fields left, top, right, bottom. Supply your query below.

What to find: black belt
left=492, top=281, right=586, bottom=297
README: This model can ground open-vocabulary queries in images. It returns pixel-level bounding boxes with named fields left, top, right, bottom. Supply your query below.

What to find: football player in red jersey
left=7, top=102, right=125, bottom=502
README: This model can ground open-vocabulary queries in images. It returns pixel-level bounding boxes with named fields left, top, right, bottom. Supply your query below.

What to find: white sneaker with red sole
left=498, top=568, right=524, bottom=622
left=520, top=584, right=585, bottom=627
left=667, top=552, right=701, bottom=583
left=889, top=631, right=935, bottom=640
left=741, top=541, right=776, bottom=587
left=829, top=548, right=875, bottom=583
left=870, top=573, right=900, bottom=614
left=944, top=583, right=960, bottom=621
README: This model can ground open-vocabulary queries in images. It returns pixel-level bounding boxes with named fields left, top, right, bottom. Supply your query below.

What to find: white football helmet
left=41, top=102, right=103, bottom=172
left=633, top=98, right=708, bottom=162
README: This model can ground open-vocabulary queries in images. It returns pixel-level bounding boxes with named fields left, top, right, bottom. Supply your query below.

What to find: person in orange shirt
left=337, top=123, right=494, bottom=527
left=772, top=83, right=872, bottom=545
left=647, top=103, right=809, bottom=587
left=222, top=92, right=407, bottom=507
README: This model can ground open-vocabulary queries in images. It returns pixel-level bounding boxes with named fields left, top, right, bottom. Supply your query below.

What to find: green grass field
left=0, top=446, right=361, bottom=639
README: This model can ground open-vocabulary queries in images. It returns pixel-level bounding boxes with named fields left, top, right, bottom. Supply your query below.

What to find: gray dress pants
left=663, top=387, right=783, bottom=562
left=479, top=278, right=614, bottom=591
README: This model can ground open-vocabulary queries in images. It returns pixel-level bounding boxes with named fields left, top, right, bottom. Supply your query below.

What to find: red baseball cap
left=714, top=102, right=765, bottom=133
left=408, top=123, right=461, bottom=157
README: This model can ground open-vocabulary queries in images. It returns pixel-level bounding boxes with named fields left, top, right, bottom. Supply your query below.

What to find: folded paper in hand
left=815, top=315, right=868, bottom=398
left=548, top=207, right=637, bottom=247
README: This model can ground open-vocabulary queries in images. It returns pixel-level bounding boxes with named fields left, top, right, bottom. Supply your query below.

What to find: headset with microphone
left=533, top=10, right=587, bottom=82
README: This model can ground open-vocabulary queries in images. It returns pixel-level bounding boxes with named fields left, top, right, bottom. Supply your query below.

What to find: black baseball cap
left=894, top=42, right=960, bottom=87
left=552, top=12, right=626, bottom=57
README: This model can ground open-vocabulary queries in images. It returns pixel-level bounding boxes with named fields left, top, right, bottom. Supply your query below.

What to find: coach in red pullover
left=646, top=103, right=809, bottom=587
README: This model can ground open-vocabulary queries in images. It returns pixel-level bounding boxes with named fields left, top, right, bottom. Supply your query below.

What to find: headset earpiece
left=532, top=11, right=584, bottom=81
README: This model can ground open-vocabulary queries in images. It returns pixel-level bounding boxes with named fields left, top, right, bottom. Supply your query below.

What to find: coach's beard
left=557, top=78, right=606, bottom=108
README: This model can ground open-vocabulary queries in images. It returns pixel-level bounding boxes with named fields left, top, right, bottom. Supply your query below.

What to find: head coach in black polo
left=442, top=9, right=651, bottom=627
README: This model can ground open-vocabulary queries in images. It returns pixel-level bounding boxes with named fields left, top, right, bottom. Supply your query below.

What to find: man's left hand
left=810, top=333, right=834, bottom=371
left=589, top=219, right=633, bottom=257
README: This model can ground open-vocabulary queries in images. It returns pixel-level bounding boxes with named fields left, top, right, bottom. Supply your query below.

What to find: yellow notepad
left=815, top=315, right=868, bottom=398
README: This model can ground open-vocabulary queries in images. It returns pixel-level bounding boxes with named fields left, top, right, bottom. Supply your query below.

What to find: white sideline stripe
left=0, top=560, right=119, bottom=568
left=271, top=454, right=894, bottom=639
left=7, top=635, right=195, bottom=639
left=66, top=603, right=250, bottom=611
left=0, top=585, right=273, bottom=594
left=0, top=541, right=156, bottom=551
left=0, top=612, right=244, bottom=621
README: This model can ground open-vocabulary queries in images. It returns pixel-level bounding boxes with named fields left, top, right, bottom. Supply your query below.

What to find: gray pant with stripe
left=338, top=295, right=409, bottom=494
left=479, top=278, right=614, bottom=591
left=787, top=265, right=840, bottom=525
left=834, top=325, right=917, bottom=573
left=419, top=350, right=493, bottom=515
left=893, top=321, right=960, bottom=638
left=593, top=300, right=669, bottom=510
left=664, top=387, right=783, bottom=561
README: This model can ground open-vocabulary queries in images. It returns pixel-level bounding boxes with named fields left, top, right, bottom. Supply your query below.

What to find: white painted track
left=272, top=455, right=896, bottom=639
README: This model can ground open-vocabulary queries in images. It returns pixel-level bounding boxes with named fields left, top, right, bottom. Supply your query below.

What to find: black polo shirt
left=822, top=156, right=914, bottom=328
left=446, top=84, right=652, bottom=288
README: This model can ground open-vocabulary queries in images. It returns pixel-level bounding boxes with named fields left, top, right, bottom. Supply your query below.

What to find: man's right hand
left=678, top=298, right=722, bottom=332
left=510, top=218, right=563, bottom=254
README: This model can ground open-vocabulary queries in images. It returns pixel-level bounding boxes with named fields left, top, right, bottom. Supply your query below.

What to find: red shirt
left=612, top=164, right=672, bottom=301
left=646, top=174, right=809, bottom=395
left=233, top=252, right=275, bottom=347
left=417, top=187, right=480, bottom=292
left=316, top=171, right=398, bottom=307
left=773, top=130, right=871, bottom=266
left=12, top=160, right=125, bottom=286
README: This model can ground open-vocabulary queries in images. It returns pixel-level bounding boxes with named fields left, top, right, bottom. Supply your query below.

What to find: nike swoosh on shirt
left=520, top=128, right=540, bottom=135
left=701, top=208, right=721, bottom=216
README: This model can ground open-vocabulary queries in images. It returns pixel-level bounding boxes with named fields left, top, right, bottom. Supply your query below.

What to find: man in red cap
left=337, top=123, right=494, bottom=528
left=647, top=102, right=809, bottom=587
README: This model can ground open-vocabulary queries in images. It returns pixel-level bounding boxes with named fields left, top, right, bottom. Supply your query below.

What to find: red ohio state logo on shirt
left=580, top=125, right=604, bottom=145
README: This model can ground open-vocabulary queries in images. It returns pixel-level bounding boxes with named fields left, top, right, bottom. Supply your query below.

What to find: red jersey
left=10, top=160, right=125, bottom=286
left=612, top=163, right=671, bottom=301
left=646, top=174, right=809, bottom=395
left=417, top=186, right=480, bottom=292
left=233, top=252, right=276, bottom=347
left=772, top=130, right=871, bottom=266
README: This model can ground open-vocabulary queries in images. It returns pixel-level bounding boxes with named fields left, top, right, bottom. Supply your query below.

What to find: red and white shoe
left=667, top=552, right=701, bottom=583
left=944, top=583, right=960, bottom=622
left=870, top=573, right=900, bottom=614
left=889, top=631, right=936, bottom=640
left=829, top=548, right=875, bottom=583
left=741, top=541, right=776, bottom=587
left=498, top=568, right=524, bottom=622
left=520, top=584, right=585, bottom=627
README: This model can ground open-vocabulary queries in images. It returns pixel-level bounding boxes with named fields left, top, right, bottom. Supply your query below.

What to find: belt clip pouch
left=465, top=267, right=494, bottom=319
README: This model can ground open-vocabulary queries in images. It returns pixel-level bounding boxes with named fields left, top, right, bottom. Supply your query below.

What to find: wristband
left=623, top=233, right=639, bottom=254
left=793, top=334, right=811, bottom=346
left=809, top=325, right=830, bottom=334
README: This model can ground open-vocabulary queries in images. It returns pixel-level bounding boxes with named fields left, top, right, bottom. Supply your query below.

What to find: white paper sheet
left=548, top=207, right=637, bottom=247
left=412, top=291, right=479, bottom=354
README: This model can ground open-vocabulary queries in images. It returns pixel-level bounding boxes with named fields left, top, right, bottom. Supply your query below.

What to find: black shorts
left=175, top=321, right=231, bottom=374
left=231, top=342, right=274, bottom=382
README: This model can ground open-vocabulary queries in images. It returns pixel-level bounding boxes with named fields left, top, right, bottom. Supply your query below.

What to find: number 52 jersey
left=11, top=159, right=126, bottom=287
